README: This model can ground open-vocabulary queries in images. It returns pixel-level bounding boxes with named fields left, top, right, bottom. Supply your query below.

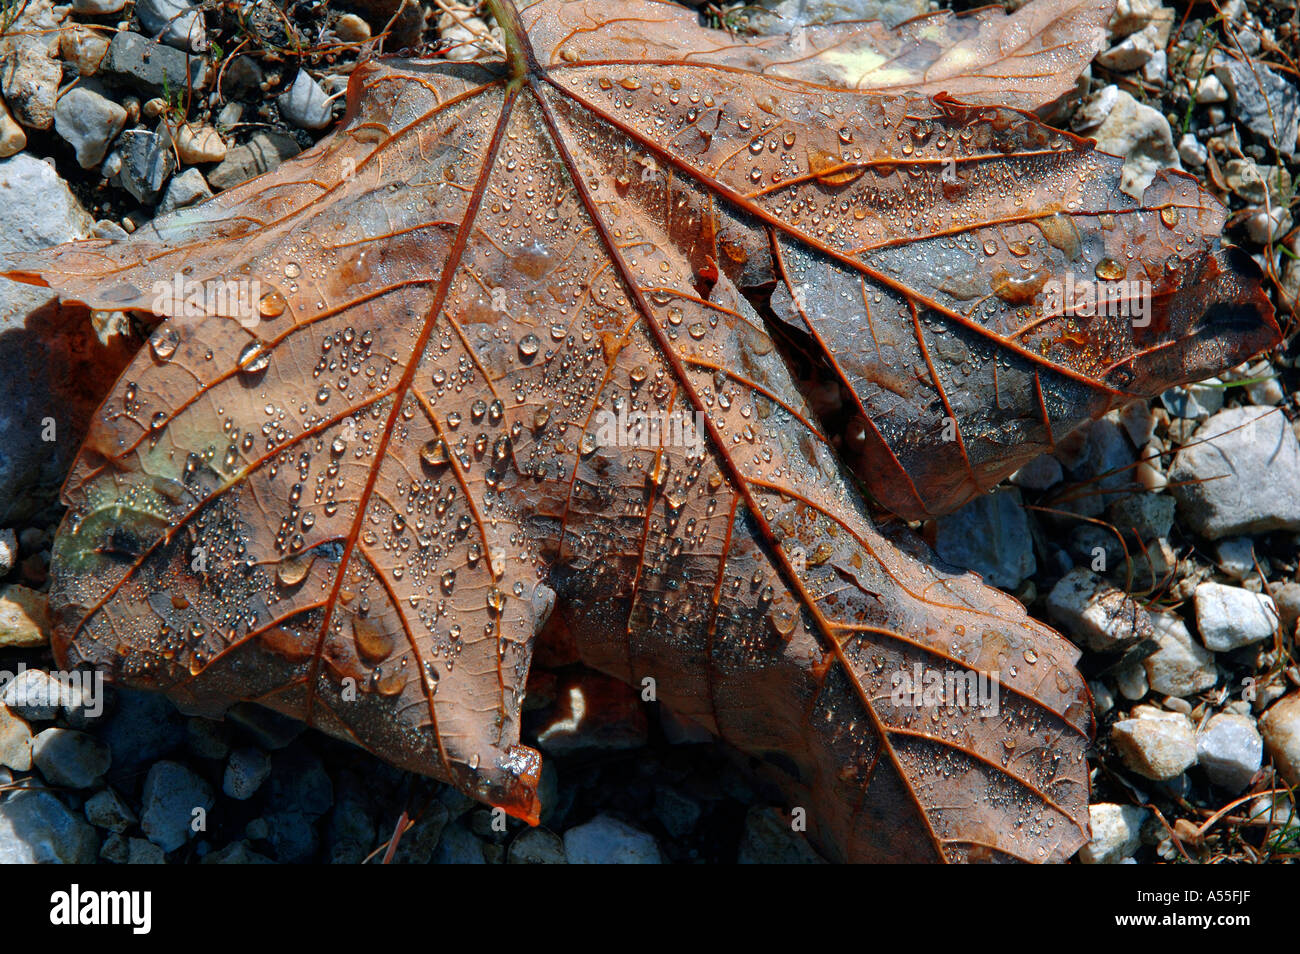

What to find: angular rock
left=1081, top=86, right=1180, bottom=198
left=222, top=746, right=271, bottom=800
left=101, top=30, right=209, bottom=95
left=1096, top=22, right=1159, bottom=72
left=1078, top=802, right=1148, bottom=864
left=1010, top=453, right=1062, bottom=491
left=140, top=760, right=214, bottom=852
left=1213, top=54, right=1299, bottom=157
left=1196, top=712, right=1262, bottom=790
left=0, top=583, right=49, bottom=647
left=99, top=689, right=185, bottom=772
left=53, top=86, right=127, bottom=168
left=0, top=0, right=64, bottom=129
left=1169, top=407, right=1300, bottom=539
left=1213, top=537, right=1255, bottom=580
left=1106, top=493, right=1175, bottom=542
left=1272, top=581, right=1300, bottom=633
left=203, top=840, right=275, bottom=863
left=32, top=727, right=111, bottom=788
left=1194, top=582, right=1278, bottom=652
left=59, top=26, right=111, bottom=79
left=1112, top=705, right=1197, bottom=780
left=207, top=131, right=300, bottom=191
left=1177, top=132, right=1207, bottom=167
left=277, top=70, right=333, bottom=130
left=128, top=837, right=165, bottom=864
left=1161, top=379, right=1224, bottom=420
left=0, top=667, right=59, bottom=721
left=157, top=166, right=212, bottom=215
left=0, top=790, right=98, bottom=863
left=390, top=802, right=448, bottom=865
left=1143, top=613, right=1217, bottom=697
left=116, top=127, right=175, bottom=204
left=168, top=122, right=226, bottom=164
left=934, top=487, right=1036, bottom=590
left=136, top=0, right=206, bottom=51
left=653, top=785, right=701, bottom=839
left=563, top=814, right=661, bottom=864
left=0, top=98, right=26, bottom=156
left=1047, top=567, right=1152, bottom=653
left=83, top=788, right=137, bottom=833
left=432, top=821, right=486, bottom=864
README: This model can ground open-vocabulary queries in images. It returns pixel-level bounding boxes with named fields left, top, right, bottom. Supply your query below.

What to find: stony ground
left=0, top=0, right=1298, bottom=864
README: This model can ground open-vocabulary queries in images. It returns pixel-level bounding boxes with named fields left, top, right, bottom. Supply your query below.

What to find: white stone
left=1196, top=712, right=1262, bottom=790
left=277, top=69, right=333, bottom=130
left=1195, top=582, right=1278, bottom=651
left=53, top=86, right=126, bottom=168
left=1112, top=706, right=1197, bottom=779
left=1078, top=803, right=1148, bottom=864
left=1086, top=87, right=1181, bottom=198
left=1177, top=132, right=1207, bottom=167
left=1047, top=568, right=1152, bottom=653
left=1193, top=74, right=1228, bottom=103
left=1096, top=23, right=1160, bottom=72
left=136, top=0, right=206, bottom=51
left=1143, top=612, right=1217, bottom=697
left=1170, top=406, right=1300, bottom=538
left=1246, top=207, right=1292, bottom=245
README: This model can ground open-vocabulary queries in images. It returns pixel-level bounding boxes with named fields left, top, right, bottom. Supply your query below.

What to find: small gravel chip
left=84, top=788, right=137, bottom=833
left=223, top=747, right=271, bottom=800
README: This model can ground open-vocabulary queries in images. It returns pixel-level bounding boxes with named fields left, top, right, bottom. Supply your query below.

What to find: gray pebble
left=140, top=760, right=214, bottom=852
left=564, top=814, right=662, bottom=864
left=0, top=790, right=99, bottom=863
left=32, top=727, right=111, bottom=788
left=53, top=87, right=127, bottom=169
left=222, top=747, right=270, bottom=800
left=83, top=787, right=137, bottom=833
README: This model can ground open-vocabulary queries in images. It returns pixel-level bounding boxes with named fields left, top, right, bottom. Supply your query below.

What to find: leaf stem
left=484, top=0, right=533, bottom=80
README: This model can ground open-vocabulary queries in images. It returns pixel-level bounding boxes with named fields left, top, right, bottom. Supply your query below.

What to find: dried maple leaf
left=2, top=0, right=1278, bottom=862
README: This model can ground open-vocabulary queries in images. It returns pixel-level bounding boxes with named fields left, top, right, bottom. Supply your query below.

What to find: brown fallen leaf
left=1, top=0, right=1277, bottom=861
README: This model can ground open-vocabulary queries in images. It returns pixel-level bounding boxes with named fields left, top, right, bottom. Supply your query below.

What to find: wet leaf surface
left=1, top=0, right=1278, bottom=861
